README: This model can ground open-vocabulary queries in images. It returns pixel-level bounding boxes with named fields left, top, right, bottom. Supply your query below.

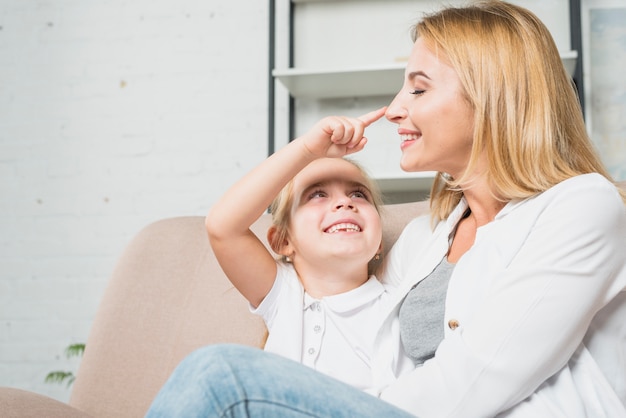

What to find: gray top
left=398, top=256, right=455, bottom=366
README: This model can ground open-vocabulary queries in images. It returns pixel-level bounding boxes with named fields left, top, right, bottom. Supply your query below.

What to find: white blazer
left=373, top=173, right=626, bottom=417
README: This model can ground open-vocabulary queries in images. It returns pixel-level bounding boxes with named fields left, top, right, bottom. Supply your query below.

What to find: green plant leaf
left=44, top=343, right=85, bottom=387
left=45, top=371, right=76, bottom=387
left=64, top=343, right=85, bottom=359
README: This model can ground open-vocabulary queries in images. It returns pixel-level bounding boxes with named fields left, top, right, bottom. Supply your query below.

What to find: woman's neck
left=447, top=186, right=506, bottom=263
left=461, top=183, right=506, bottom=227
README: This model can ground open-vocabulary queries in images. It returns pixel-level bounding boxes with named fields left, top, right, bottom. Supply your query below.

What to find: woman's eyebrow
left=408, top=70, right=431, bottom=81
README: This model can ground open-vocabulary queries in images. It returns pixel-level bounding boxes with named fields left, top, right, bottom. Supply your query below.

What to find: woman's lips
left=400, top=133, right=421, bottom=150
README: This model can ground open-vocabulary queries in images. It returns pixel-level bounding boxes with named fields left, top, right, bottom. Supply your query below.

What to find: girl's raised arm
left=205, top=108, right=385, bottom=307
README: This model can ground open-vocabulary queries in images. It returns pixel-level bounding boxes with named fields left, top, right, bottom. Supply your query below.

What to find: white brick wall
left=0, top=0, right=269, bottom=402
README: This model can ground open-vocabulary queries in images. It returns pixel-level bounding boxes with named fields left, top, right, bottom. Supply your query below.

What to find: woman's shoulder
left=559, top=172, right=618, bottom=190
left=545, top=173, right=623, bottom=212
left=510, top=173, right=623, bottom=211
left=504, top=173, right=626, bottom=232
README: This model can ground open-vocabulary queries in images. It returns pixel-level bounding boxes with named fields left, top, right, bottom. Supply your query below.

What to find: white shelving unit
left=271, top=0, right=577, bottom=200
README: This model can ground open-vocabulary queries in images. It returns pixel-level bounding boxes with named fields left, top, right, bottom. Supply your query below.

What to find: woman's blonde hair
left=268, top=158, right=384, bottom=268
left=414, top=1, right=622, bottom=221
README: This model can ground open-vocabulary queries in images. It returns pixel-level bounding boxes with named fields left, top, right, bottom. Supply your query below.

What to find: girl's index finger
left=358, top=107, right=387, bottom=127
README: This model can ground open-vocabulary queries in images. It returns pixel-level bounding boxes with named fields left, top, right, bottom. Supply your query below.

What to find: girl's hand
left=299, top=107, right=387, bottom=158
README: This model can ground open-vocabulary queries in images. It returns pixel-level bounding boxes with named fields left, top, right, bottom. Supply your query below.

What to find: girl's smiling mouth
left=324, top=222, right=362, bottom=233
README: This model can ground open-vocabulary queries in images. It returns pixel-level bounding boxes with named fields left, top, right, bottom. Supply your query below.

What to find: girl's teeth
left=326, top=223, right=361, bottom=233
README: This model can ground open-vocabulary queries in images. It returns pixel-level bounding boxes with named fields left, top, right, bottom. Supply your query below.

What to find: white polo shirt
left=252, top=262, right=400, bottom=391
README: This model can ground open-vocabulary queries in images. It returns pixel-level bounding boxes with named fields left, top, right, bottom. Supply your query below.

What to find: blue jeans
left=146, top=344, right=416, bottom=418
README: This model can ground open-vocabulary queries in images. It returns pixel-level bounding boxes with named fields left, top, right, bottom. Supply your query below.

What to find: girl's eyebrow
left=346, top=180, right=371, bottom=192
left=301, top=181, right=327, bottom=195
left=296, top=181, right=328, bottom=203
left=299, top=179, right=370, bottom=199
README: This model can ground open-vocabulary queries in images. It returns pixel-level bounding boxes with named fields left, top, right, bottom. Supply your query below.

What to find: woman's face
left=386, top=37, right=475, bottom=179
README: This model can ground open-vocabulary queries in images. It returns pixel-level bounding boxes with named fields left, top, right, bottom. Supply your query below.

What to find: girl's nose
left=334, top=196, right=355, bottom=211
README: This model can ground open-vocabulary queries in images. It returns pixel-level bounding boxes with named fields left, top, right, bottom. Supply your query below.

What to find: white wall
left=0, top=0, right=269, bottom=402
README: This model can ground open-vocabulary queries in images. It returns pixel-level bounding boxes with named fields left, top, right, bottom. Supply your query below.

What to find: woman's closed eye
left=410, top=89, right=426, bottom=96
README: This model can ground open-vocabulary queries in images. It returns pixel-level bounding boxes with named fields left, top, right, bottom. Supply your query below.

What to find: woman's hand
left=299, top=107, right=387, bottom=158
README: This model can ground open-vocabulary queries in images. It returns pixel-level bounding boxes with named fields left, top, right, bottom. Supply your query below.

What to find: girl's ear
left=267, top=226, right=292, bottom=257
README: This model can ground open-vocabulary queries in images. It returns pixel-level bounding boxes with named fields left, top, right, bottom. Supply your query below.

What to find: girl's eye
left=308, top=190, right=327, bottom=199
left=350, top=189, right=370, bottom=201
left=410, top=89, right=425, bottom=96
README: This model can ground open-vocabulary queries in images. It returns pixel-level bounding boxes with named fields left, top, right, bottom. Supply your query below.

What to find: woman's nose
left=385, top=91, right=407, bottom=124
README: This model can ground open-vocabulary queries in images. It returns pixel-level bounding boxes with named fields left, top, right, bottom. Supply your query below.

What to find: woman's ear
left=267, top=226, right=292, bottom=257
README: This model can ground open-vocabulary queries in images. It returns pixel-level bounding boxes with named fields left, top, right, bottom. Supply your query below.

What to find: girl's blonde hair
left=413, top=1, right=623, bottom=222
left=268, top=158, right=384, bottom=268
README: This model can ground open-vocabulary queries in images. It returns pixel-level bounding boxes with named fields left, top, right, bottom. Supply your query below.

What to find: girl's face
left=386, top=37, right=475, bottom=179
left=283, top=158, right=382, bottom=271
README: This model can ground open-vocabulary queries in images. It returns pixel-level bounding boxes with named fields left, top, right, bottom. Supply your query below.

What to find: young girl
left=205, top=107, right=411, bottom=391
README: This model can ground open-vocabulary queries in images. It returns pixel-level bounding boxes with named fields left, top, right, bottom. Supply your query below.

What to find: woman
left=147, top=1, right=626, bottom=417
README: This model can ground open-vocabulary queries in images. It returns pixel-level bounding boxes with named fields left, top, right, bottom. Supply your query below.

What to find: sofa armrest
left=0, top=387, right=91, bottom=418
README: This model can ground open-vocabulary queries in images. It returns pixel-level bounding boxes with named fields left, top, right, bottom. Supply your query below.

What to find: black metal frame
left=569, top=0, right=585, bottom=116
left=267, top=0, right=295, bottom=156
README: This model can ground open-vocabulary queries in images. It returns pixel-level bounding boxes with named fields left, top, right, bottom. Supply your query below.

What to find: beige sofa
left=0, top=198, right=430, bottom=417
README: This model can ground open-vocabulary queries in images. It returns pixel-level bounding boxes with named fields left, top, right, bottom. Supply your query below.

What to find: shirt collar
left=445, top=197, right=470, bottom=231
left=447, top=195, right=529, bottom=225
left=303, top=276, right=386, bottom=313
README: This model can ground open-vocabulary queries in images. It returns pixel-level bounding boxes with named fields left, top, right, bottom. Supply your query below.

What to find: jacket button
left=448, top=319, right=460, bottom=330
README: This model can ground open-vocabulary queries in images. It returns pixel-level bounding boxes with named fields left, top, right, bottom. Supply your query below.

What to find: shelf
left=273, top=63, right=405, bottom=99
left=374, top=171, right=435, bottom=193
left=273, top=51, right=578, bottom=99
